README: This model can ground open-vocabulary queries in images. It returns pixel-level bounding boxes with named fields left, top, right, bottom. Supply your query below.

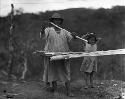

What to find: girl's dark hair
left=86, top=33, right=97, bottom=41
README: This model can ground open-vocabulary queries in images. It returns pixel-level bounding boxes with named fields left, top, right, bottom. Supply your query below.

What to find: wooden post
left=8, top=4, right=14, bottom=80
left=121, top=39, right=125, bottom=80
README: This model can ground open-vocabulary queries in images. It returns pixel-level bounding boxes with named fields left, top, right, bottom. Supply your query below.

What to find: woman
left=42, top=13, right=75, bottom=96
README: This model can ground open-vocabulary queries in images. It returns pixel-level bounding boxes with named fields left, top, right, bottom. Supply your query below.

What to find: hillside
left=0, top=6, right=125, bottom=81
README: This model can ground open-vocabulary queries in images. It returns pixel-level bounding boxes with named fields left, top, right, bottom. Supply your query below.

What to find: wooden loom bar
left=50, top=49, right=125, bottom=61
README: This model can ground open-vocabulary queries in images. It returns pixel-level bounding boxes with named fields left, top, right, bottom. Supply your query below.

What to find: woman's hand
left=71, top=32, right=77, bottom=39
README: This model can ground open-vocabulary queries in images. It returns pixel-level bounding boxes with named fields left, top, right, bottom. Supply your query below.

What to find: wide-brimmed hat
left=49, top=13, right=64, bottom=22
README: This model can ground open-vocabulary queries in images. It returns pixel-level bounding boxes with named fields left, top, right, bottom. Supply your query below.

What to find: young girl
left=80, top=33, right=98, bottom=89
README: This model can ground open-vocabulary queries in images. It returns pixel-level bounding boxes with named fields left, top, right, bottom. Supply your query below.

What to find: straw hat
left=49, top=13, right=63, bottom=22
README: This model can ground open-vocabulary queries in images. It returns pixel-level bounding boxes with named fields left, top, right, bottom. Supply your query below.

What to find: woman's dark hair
left=50, top=18, right=63, bottom=25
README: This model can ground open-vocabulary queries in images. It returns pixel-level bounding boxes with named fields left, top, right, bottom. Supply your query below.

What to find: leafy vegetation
left=0, top=6, right=125, bottom=81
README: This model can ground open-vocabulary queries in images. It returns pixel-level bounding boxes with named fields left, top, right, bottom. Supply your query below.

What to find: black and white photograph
left=0, top=0, right=125, bottom=99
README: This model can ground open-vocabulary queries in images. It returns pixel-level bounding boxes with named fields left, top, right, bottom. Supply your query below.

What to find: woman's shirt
left=44, top=27, right=73, bottom=52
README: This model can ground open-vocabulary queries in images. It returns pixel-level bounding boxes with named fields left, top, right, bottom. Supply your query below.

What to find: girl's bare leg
left=84, top=72, right=89, bottom=89
left=90, top=71, right=94, bottom=88
left=65, top=81, right=74, bottom=97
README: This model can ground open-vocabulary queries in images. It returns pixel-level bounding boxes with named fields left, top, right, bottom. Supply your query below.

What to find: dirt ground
left=0, top=79, right=125, bottom=99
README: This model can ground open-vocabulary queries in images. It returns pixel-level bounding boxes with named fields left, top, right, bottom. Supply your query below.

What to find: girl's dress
left=80, top=42, right=97, bottom=73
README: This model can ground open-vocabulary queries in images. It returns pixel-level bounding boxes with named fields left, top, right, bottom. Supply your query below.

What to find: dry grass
left=0, top=79, right=125, bottom=99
